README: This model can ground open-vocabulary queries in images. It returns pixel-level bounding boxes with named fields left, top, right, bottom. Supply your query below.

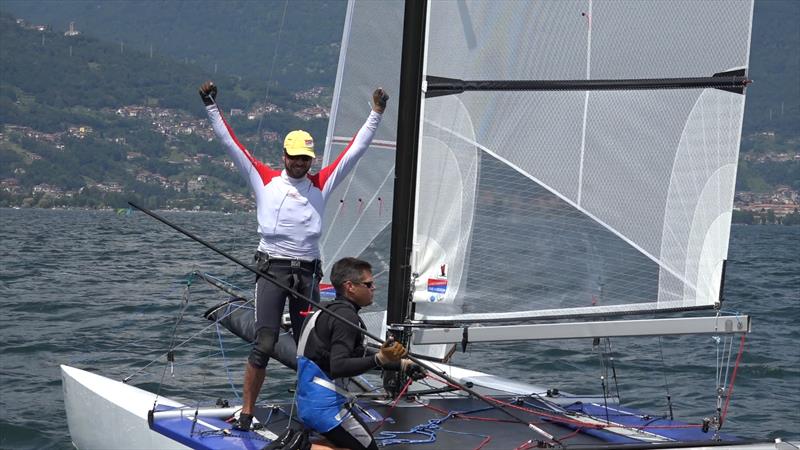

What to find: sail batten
left=425, top=75, right=751, bottom=97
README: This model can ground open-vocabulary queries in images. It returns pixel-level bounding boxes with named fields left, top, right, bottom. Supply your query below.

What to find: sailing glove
left=199, top=81, right=217, bottom=106
left=372, top=88, right=389, bottom=114
left=376, top=339, right=407, bottom=366
left=401, top=359, right=427, bottom=381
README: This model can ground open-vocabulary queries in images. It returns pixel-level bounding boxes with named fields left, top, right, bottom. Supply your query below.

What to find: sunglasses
left=284, top=153, right=313, bottom=162
left=352, top=280, right=375, bottom=289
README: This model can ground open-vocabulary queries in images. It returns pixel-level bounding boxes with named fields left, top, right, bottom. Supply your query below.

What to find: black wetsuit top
left=302, top=297, right=400, bottom=378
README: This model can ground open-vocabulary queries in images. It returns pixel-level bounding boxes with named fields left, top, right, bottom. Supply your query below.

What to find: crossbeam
left=412, top=315, right=751, bottom=345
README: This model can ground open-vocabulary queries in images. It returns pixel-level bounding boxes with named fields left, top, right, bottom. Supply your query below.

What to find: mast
left=387, top=0, right=427, bottom=326
left=385, top=0, right=427, bottom=395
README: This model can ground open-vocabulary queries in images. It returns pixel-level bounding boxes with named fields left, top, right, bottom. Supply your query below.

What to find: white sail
left=318, top=0, right=405, bottom=349
left=320, top=0, right=753, bottom=326
left=319, top=1, right=403, bottom=287
left=412, top=0, right=753, bottom=322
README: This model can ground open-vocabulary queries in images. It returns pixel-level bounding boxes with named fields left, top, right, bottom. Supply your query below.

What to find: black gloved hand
left=401, top=359, right=427, bottom=381
left=372, top=87, right=389, bottom=114
left=199, top=81, right=217, bottom=106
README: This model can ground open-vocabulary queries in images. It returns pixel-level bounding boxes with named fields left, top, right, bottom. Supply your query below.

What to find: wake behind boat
left=62, top=0, right=797, bottom=448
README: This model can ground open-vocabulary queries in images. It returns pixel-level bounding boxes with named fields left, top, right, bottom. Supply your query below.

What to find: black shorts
left=254, top=257, right=321, bottom=342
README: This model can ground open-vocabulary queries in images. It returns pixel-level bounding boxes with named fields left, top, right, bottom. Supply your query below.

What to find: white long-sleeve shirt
left=206, top=104, right=382, bottom=259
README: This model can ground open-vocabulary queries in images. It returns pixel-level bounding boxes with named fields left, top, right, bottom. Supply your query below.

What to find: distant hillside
left=3, top=0, right=797, bottom=143
left=0, top=0, right=346, bottom=91
left=743, top=0, right=800, bottom=140
left=0, top=13, right=303, bottom=118
left=0, top=12, right=331, bottom=211
left=0, top=2, right=797, bottom=211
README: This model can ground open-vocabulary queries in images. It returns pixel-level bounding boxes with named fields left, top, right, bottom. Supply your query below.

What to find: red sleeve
left=308, top=133, right=357, bottom=190
left=218, top=110, right=280, bottom=185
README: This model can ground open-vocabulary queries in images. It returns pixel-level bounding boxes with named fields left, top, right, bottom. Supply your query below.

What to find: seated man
left=294, top=257, right=424, bottom=450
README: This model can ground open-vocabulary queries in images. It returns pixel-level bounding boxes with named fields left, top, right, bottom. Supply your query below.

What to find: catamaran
left=62, top=0, right=797, bottom=448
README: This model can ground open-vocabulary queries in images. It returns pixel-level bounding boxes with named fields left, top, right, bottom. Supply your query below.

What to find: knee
left=248, top=328, right=277, bottom=369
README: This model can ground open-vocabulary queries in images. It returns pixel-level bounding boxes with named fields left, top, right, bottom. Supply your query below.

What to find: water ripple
left=1, top=210, right=798, bottom=447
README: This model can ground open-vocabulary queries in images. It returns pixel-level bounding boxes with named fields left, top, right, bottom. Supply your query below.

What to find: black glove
left=372, top=88, right=389, bottom=114
left=401, top=359, right=427, bottom=381
left=199, top=81, right=217, bottom=106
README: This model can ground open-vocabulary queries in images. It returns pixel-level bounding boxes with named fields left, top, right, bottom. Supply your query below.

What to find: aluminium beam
left=412, top=315, right=751, bottom=345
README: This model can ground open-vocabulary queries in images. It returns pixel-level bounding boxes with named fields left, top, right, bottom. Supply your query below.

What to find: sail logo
left=426, top=278, right=447, bottom=302
left=320, top=283, right=336, bottom=299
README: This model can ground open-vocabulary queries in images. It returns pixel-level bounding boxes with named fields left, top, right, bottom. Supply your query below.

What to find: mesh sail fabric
left=412, top=0, right=753, bottom=321
left=319, top=0, right=403, bottom=291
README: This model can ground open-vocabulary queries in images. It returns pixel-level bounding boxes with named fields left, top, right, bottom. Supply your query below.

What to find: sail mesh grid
left=411, top=0, right=752, bottom=320
left=319, top=1, right=752, bottom=324
left=318, top=0, right=402, bottom=282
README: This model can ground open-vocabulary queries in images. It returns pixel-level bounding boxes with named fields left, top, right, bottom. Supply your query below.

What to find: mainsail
left=318, top=0, right=404, bottom=345
left=415, top=0, right=753, bottom=322
left=320, top=0, right=753, bottom=330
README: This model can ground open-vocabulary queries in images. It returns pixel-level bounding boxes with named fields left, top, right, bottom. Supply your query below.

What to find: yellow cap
left=283, top=130, right=315, bottom=158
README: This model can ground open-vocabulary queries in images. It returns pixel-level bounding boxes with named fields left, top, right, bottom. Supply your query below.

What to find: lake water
left=0, top=208, right=797, bottom=448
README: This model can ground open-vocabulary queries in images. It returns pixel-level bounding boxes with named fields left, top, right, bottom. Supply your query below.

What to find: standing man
left=199, top=82, right=388, bottom=431
left=295, top=257, right=425, bottom=450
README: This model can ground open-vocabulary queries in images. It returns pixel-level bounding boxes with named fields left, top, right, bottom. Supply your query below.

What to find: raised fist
left=199, top=81, right=217, bottom=106
left=372, top=88, right=389, bottom=114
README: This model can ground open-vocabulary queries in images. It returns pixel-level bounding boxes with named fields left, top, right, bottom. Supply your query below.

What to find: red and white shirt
left=206, top=104, right=382, bottom=260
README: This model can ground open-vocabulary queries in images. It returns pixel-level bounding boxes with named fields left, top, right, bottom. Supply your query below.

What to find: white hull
left=62, top=364, right=794, bottom=450
left=61, top=365, right=188, bottom=450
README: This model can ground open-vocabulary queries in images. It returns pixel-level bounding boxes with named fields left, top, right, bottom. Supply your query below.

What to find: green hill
left=0, top=12, right=330, bottom=210
left=3, top=0, right=796, bottom=142
left=743, top=0, right=800, bottom=141
left=0, top=0, right=346, bottom=91
left=0, top=1, right=797, bottom=210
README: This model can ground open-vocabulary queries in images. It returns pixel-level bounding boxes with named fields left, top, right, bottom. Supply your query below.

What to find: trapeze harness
left=297, top=310, right=350, bottom=431
left=295, top=303, right=370, bottom=432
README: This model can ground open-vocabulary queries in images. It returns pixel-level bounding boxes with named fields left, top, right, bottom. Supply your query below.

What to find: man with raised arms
left=199, top=81, right=388, bottom=431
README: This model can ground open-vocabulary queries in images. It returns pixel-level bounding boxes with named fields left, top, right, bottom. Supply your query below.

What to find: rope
left=371, top=377, right=414, bottom=433
left=372, top=376, right=500, bottom=447
left=720, top=334, right=747, bottom=427
left=376, top=405, right=493, bottom=447
left=426, top=372, right=704, bottom=433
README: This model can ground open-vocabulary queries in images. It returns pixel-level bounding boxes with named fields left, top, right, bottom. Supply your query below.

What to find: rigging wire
left=124, top=283, right=254, bottom=383
left=108, top=276, right=192, bottom=374
left=190, top=340, right=214, bottom=438
left=720, top=334, right=747, bottom=427
left=593, top=337, right=611, bottom=423
left=214, top=320, right=242, bottom=401
left=657, top=336, right=675, bottom=420
left=150, top=272, right=195, bottom=411
left=255, top=0, right=289, bottom=161
left=605, top=337, right=622, bottom=404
